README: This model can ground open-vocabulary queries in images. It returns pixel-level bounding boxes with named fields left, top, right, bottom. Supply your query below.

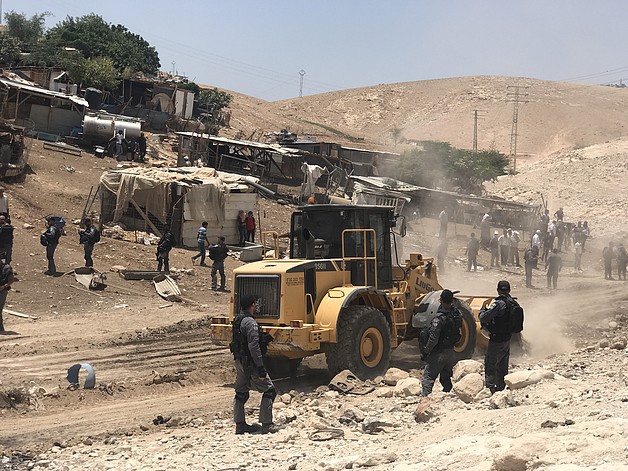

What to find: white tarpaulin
left=100, top=167, right=255, bottom=224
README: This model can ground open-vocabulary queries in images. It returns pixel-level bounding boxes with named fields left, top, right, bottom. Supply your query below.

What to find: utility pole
left=299, top=69, right=306, bottom=98
left=472, top=110, right=487, bottom=153
left=506, top=85, right=529, bottom=173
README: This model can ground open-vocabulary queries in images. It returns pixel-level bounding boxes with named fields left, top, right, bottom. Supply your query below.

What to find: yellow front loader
left=210, top=205, right=492, bottom=379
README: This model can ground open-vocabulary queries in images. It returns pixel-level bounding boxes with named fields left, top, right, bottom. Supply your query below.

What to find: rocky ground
left=1, top=133, right=628, bottom=470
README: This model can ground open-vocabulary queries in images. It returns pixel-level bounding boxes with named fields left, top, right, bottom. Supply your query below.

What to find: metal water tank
left=83, top=112, right=142, bottom=143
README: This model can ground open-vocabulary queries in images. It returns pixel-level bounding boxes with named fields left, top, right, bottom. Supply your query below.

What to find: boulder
left=452, top=359, right=483, bottom=382
left=452, top=373, right=484, bottom=403
left=376, top=387, right=393, bottom=398
left=383, top=368, right=410, bottom=386
left=393, top=377, right=423, bottom=397
left=611, top=336, right=627, bottom=350
left=504, top=369, right=555, bottom=390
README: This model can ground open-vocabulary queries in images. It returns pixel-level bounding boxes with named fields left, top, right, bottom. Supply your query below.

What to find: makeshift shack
left=99, top=167, right=258, bottom=247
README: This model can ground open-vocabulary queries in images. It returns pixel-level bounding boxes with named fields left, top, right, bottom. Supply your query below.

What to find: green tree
left=82, top=57, right=118, bottom=91
left=0, top=32, right=22, bottom=65
left=198, top=88, right=233, bottom=133
left=380, top=141, right=508, bottom=194
left=4, top=10, right=50, bottom=49
left=45, top=14, right=160, bottom=74
left=199, top=88, right=233, bottom=112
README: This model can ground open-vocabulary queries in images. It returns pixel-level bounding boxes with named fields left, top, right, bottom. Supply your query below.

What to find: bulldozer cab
left=290, top=205, right=396, bottom=289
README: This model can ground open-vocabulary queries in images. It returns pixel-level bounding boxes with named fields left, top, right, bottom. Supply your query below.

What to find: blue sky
left=10, top=0, right=628, bottom=101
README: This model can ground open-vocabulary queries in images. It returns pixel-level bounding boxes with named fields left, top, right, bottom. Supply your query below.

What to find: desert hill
left=224, top=76, right=628, bottom=158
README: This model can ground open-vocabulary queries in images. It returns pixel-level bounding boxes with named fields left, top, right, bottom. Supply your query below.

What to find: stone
left=393, top=377, right=423, bottom=397
left=376, top=387, right=393, bottom=398
left=490, top=390, right=515, bottom=409
left=354, top=452, right=397, bottom=467
left=281, top=393, right=292, bottom=404
left=361, top=417, right=392, bottom=434
left=341, top=407, right=365, bottom=423
left=541, top=420, right=559, bottom=428
left=452, top=359, right=483, bottom=382
left=452, top=373, right=484, bottom=403
left=277, top=409, right=298, bottom=425
left=139, top=424, right=149, bottom=431
left=110, top=265, right=127, bottom=272
left=610, top=337, right=627, bottom=350
left=274, top=402, right=287, bottom=410
left=413, top=398, right=434, bottom=423
left=608, top=321, right=618, bottom=329
left=474, top=388, right=493, bottom=402
left=383, top=368, right=409, bottom=386
left=599, top=339, right=610, bottom=348
left=504, top=369, right=555, bottom=389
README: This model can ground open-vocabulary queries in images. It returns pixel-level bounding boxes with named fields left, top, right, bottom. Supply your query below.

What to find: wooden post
left=130, top=198, right=162, bottom=237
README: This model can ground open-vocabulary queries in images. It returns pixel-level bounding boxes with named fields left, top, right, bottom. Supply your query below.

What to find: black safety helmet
left=440, top=289, right=454, bottom=303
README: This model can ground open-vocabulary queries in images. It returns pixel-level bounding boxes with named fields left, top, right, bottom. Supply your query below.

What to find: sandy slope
left=226, top=76, right=628, bottom=157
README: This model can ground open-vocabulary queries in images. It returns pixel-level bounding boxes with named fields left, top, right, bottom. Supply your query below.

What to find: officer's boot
left=259, top=423, right=280, bottom=434
left=235, top=422, right=260, bottom=435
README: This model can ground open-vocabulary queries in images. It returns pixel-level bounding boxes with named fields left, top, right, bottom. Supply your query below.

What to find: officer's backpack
left=91, top=227, right=101, bottom=243
left=510, top=299, right=524, bottom=333
left=440, top=309, right=463, bottom=347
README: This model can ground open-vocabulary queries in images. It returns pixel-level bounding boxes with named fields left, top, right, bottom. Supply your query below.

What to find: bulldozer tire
left=453, top=300, right=477, bottom=361
left=264, top=357, right=302, bottom=379
left=325, top=305, right=391, bottom=380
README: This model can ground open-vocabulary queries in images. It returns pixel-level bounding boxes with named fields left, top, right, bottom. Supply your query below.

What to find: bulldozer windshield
left=290, top=205, right=394, bottom=289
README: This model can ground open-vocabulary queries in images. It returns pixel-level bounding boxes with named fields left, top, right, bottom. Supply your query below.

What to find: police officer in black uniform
left=0, top=253, right=15, bottom=332
left=479, top=280, right=514, bottom=393
left=78, top=218, right=98, bottom=267
left=421, top=289, right=461, bottom=396
left=210, top=236, right=229, bottom=291
left=230, top=294, right=278, bottom=434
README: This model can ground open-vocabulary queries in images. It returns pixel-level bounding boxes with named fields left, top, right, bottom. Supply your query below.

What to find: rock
left=474, top=388, right=493, bottom=402
left=504, top=369, right=555, bottom=389
left=23, top=223, right=34, bottom=229
left=452, top=359, right=483, bottom=382
left=453, top=373, right=484, bottom=403
left=610, top=337, right=627, bottom=350
left=490, top=390, right=515, bottom=409
left=110, top=265, right=127, bottom=272
left=281, top=393, right=292, bottom=404
left=413, top=398, right=434, bottom=423
left=277, top=409, right=298, bottom=425
left=303, top=416, right=329, bottom=430
left=393, top=377, right=423, bottom=397
left=139, top=424, right=150, bottom=431
left=608, top=321, right=618, bottom=329
left=541, top=420, right=559, bottom=428
left=361, top=417, right=392, bottom=434
left=274, top=401, right=287, bottom=410
left=382, top=368, right=409, bottom=386
left=354, top=452, right=397, bottom=467
left=83, top=438, right=93, bottom=446
left=340, top=407, right=365, bottom=424
left=375, top=387, right=393, bottom=398
left=599, top=339, right=610, bottom=348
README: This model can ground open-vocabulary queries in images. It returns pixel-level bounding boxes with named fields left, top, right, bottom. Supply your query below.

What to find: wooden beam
left=130, top=198, right=162, bottom=237
left=4, top=309, right=39, bottom=320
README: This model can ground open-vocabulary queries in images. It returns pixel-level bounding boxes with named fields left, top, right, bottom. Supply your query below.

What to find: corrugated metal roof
left=342, top=145, right=400, bottom=156
left=0, top=77, right=88, bottom=107
left=175, top=131, right=302, bottom=155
